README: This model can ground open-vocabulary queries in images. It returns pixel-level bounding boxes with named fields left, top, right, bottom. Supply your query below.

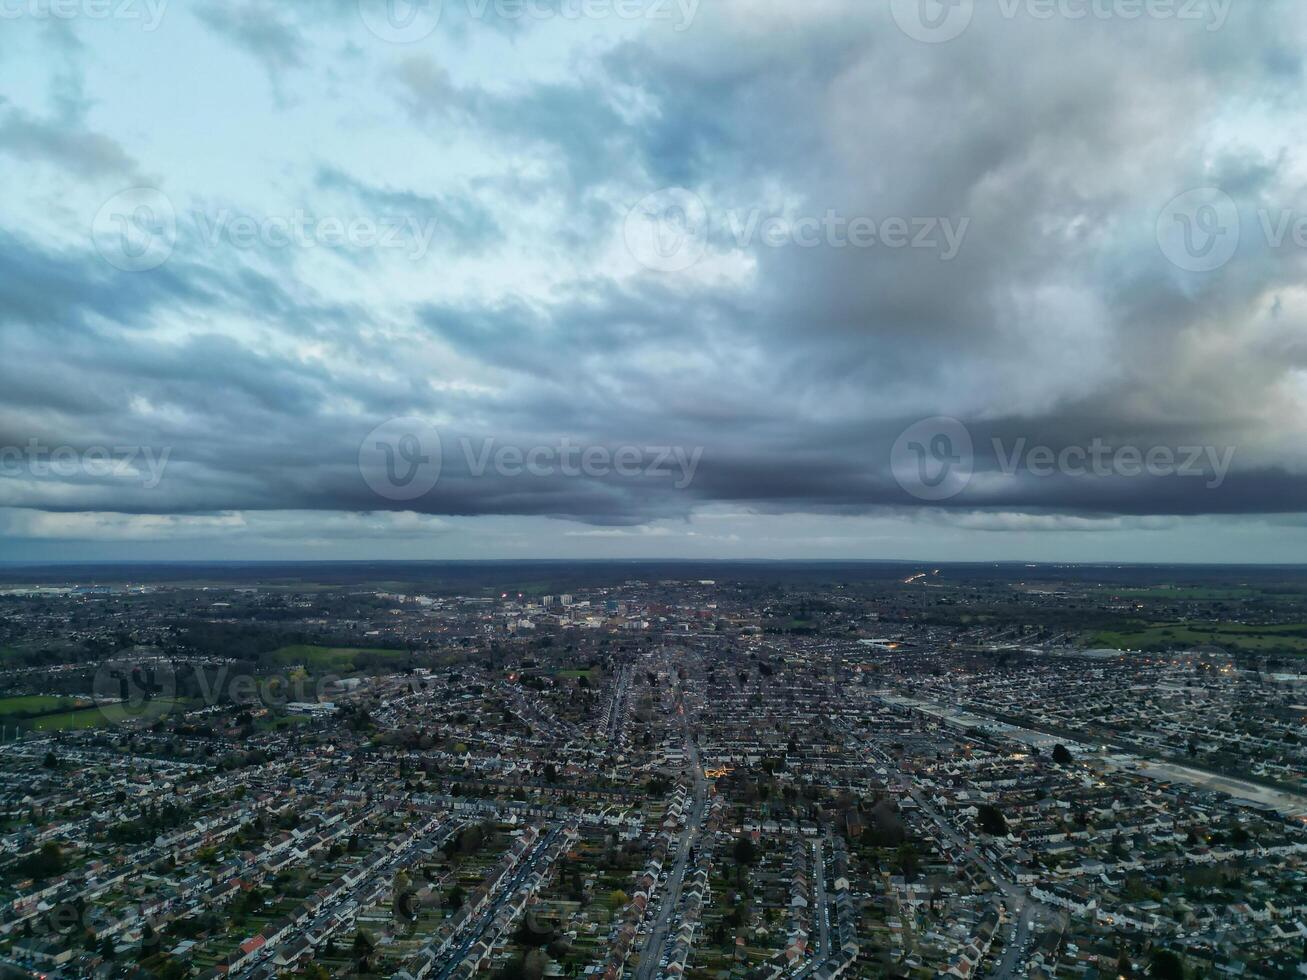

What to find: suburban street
left=429, top=826, right=563, bottom=980
left=634, top=726, right=707, bottom=980
left=812, top=840, right=831, bottom=960
left=234, top=817, right=461, bottom=979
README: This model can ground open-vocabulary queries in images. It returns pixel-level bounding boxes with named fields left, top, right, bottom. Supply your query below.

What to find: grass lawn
left=556, top=668, right=599, bottom=680
left=257, top=713, right=311, bottom=732
left=1095, top=586, right=1261, bottom=600
left=1089, top=621, right=1307, bottom=654
left=23, top=697, right=191, bottom=731
left=0, top=694, right=92, bottom=718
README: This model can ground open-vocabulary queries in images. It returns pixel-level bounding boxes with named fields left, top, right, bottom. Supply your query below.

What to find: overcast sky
left=2, top=0, right=1307, bottom=562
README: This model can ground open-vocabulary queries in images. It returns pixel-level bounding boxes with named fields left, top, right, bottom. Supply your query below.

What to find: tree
left=15, top=842, right=66, bottom=881
left=733, top=835, right=759, bottom=866
left=447, top=883, right=466, bottom=910
left=896, top=842, right=920, bottom=880
left=138, top=922, right=159, bottom=961
left=976, top=804, right=1009, bottom=837
left=1150, top=949, right=1184, bottom=980
left=352, top=929, right=376, bottom=971
left=515, top=917, right=556, bottom=948
left=1052, top=744, right=1073, bottom=765
left=523, top=949, right=547, bottom=980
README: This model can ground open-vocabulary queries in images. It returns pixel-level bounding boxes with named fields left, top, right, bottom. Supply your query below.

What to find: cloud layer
left=2, top=0, right=1307, bottom=559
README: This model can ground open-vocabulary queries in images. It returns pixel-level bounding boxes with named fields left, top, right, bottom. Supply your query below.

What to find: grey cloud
left=194, top=2, right=306, bottom=101
left=0, top=105, right=140, bottom=181
left=314, top=165, right=503, bottom=253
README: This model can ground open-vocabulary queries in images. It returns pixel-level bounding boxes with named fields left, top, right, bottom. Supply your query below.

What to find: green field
left=257, top=713, right=310, bottom=732
left=20, top=698, right=190, bottom=731
left=557, top=668, right=599, bottom=680
left=267, top=645, right=408, bottom=672
left=1089, top=621, right=1307, bottom=653
left=1096, top=586, right=1262, bottom=600
left=0, top=695, right=92, bottom=718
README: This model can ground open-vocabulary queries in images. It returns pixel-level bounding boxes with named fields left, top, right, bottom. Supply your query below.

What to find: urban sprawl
left=0, top=565, right=1304, bottom=979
